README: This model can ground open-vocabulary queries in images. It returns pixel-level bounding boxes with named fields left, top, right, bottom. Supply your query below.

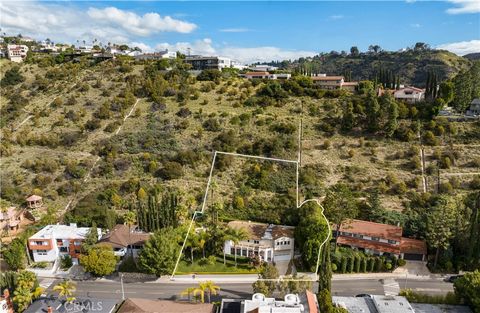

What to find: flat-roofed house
left=224, top=221, right=295, bottom=263
left=28, top=224, right=101, bottom=263
left=335, top=219, right=427, bottom=261
left=185, top=56, right=231, bottom=70
left=311, top=75, right=358, bottom=91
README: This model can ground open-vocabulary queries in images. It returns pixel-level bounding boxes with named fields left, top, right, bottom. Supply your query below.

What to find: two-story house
left=311, top=74, right=358, bottom=91
left=185, top=56, right=232, bottom=70
left=0, top=207, right=23, bottom=234
left=224, top=221, right=295, bottom=263
left=335, top=219, right=427, bottom=261
left=99, top=224, right=150, bottom=257
left=393, top=86, right=425, bottom=103
left=28, top=224, right=101, bottom=263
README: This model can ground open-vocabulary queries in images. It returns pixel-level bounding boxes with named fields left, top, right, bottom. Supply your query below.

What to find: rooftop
left=24, top=296, right=119, bottom=313
left=29, top=224, right=96, bottom=240
left=400, top=237, right=427, bottom=255
left=311, top=76, right=344, bottom=81
left=117, top=298, right=214, bottom=313
left=26, top=194, right=42, bottom=202
left=227, top=221, right=294, bottom=241
left=333, top=295, right=415, bottom=313
left=339, top=219, right=403, bottom=242
left=99, top=224, right=150, bottom=248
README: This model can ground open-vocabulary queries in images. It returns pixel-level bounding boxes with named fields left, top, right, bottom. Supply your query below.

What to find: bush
left=331, top=263, right=338, bottom=272
left=470, top=176, right=480, bottom=190
left=397, top=259, right=407, bottom=266
left=323, top=140, right=331, bottom=150
left=176, top=108, right=191, bottom=118
left=202, top=118, right=221, bottom=131
left=361, top=258, right=367, bottom=273
left=197, top=69, right=222, bottom=81
left=60, top=255, right=73, bottom=270
left=374, top=257, right=383, bottom=272
left=32, top=261, right=49, bottom=269
left=354, top=256, right=361, bottom=273
left=85, top=118, right=102, bottom=131
left=1, top=67, right=25, bottom=86
left=347, top=257, right=355, bottom=273
left=157, top=161, right=183, bottom=180
left=368, top=258, right=375, bottom=272
left=423, top=131, right=439, bottom=146
left=340, top=256, right=347, bottom=273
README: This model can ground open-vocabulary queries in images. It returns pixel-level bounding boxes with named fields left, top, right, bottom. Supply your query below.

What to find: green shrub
left=1, top=67, right=25, bottom=86
left=157, top=162, right=183, bottom=180
left=347, top=257, right=355, bottom=273
left=202, top=118, right=221, bottom=132
left=374, top=257, right=383, bottom=272
left=368, top=258, right=375, bottom=272
left=331, top=263, right=338, bottom=272
left=341, top=257, right=347, bottom=273
left=32, top=261, right=49, bottom=269
left=60, top=255, right=73, bottom=270
left=354, top=256, right=361, bottom=273
left=397, top=259, right=407, bottom=266
left=361, top=258, right=367, bottom=273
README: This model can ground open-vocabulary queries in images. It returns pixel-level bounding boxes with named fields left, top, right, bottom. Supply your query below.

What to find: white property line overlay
left=170, top=126, right=331, bottom=281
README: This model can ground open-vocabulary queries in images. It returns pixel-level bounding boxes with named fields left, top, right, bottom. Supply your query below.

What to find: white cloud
left=219, top=28, right=250, bottom=33
left=87, top=7, right=197, bottom=35
left=436, top=39, right=480, bottom=55
left=446, top=0, right=480, bottom=14
left=410, top=23, right=422, bottom=28
left=329, top=15, right=344, bottom=20
left=0, top=1, right=196, bottom=45
left=130, top=42, right=154, bottom=53
left=156, top=38, right=316, bottom=63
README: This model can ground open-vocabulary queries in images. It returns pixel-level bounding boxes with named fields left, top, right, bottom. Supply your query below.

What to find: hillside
left=289, top=49, right=471, bottom=86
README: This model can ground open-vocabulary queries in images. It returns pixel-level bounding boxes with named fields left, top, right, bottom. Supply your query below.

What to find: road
left=43, top=277, right=453, bottom=301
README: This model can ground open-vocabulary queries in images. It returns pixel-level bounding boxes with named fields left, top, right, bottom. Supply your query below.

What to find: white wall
left=32, top=248, right=58, bottom=262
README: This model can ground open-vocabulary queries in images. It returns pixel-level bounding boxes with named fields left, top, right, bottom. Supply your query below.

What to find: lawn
left=176, top=256, right=259, bottom=274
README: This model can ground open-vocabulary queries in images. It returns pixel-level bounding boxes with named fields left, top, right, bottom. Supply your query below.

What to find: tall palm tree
left=53, top=280, right=76, bottom=303
left=180, top=286, right=197, bottom=302
left=225, top=227, right=249, bottom=267
left=123, top=211, right=137, bottom=257
left=202, top=280, right=220, bottom=303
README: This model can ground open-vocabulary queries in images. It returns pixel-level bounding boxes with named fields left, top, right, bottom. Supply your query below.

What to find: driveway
left=393, top=261, right=431, bottom=276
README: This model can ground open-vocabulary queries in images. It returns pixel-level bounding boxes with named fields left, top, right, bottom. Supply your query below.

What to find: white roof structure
left=333, top=295, right=415, bottom=313
left=29, top=224, right=93, bottom=240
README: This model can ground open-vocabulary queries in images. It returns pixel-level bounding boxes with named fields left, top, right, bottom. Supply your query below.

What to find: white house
left=243, top=72, right=291, bottom=80
left=135, top=50, right=177, bottom=61
left=466, top=98, right=480, bottom=116
left=7, top=45, right=28, bottom=62
left=185, top=56, right=232, bottom=70
left=224, top=221, right=295, bottom=263
left=249, top=64, right=278, bottom=72
left=393, top=86, right=425, bottom=103
left=28, top=224, right=101, bottom=264
left=76, top=45, right=93, bottom=54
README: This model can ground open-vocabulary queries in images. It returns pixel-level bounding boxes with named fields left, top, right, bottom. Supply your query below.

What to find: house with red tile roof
left=335, top=219, right=427, bottom=261
left=393, top=86, right=425, bottom=103
left=311, top=74, right=358, bottom=91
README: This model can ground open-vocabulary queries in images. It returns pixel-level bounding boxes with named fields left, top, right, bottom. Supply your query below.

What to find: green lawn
left=176, top=256, right=259, bottom=274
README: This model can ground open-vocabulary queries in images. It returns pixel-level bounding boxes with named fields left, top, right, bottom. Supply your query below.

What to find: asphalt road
left=44, top=277, right=453, bottom=301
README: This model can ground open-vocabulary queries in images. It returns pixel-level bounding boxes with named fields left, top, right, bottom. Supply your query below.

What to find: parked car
left=444, top=275, right=464, bottom=283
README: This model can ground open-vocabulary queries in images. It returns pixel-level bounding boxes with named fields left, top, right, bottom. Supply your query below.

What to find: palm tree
left=13, top=287, right=32, bottom=312
left=53, top=280, right=76, bottom=303
left=123, top=211, right=137, bottom=258
left=186, top=232, right=199, bottom=264
left=225, top=227, right=249, bottom=267
left=180, top=286, right=197, bottom=302
left=193, top=283, right=207, bottom=303
left=202, top=280, right=220, bottom=303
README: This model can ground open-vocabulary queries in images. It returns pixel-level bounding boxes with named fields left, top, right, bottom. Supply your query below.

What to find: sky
left=0, top=1, right=479, bottom=63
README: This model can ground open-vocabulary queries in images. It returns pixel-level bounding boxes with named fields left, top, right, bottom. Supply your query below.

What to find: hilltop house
left=242, top=72, right=291, bottom=80
left=249, top=64, right=278, bottom=72
left=99, top=224, right=150, bottom=257
left=28, top=224, right=101, bottom=264
left=334, top=219, right=427, bottom=261
left=311, top=74, right=358, bottom=91
left=7, top=45, right=28, bottom=62
left=185, top=55, right=232, bottom=70
left=466, top=98, right=480, bottom=116
left=0, top=207, right=24, bottom=233
left=224, top=221, right=295, bottom=263
left=393, top=86, right=425, bottom=103
left=135, top=49, right=176, bottom=61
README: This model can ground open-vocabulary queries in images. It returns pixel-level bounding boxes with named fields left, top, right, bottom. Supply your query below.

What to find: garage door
left=274, top=251, right=292, bottom=261
left=403, top=253, right=423, bottom=261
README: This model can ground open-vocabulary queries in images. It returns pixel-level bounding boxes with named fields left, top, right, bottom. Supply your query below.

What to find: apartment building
left=224, top=221, right=295, bottom=263
left=185, top=55, right=232, bottom=70
left=7, top=45, right=29, bottom=62
left=28, top=224, right=101, bottom=263
left=335, top=219, right=427, bottom=261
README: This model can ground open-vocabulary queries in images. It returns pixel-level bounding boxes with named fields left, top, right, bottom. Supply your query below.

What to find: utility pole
left=120, top=273, right=125, bottom=300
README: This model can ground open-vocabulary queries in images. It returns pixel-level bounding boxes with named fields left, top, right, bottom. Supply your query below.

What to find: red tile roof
left=305, top=290, right=319, bottom=313
left=337, top=236, right=401, bottom=254
left=339, top=219, right=402, bottom=242
left=99, top=224, right=150, bottom=248
left=245, top=72, right=270, bottom=76
left=400, top=237, right=427, bottom=255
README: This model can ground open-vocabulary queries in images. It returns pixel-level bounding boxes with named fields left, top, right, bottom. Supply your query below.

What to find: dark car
left=355, top=294, right=373, bottom=298
left=445, top=275, right=464, bottom=283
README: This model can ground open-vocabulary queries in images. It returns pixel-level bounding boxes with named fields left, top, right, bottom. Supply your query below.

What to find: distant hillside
left=464, top=53, right=480, bottom=61
left=288, top=49, right=471, bottom=87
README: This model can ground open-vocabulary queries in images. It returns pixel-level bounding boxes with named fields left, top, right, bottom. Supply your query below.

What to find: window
left=230, top=248, right=235, bottom=255
left=371, top=237, right=380, bottom=241
left=353, top=234, right=363, bottom=239
left=34, top=241, right=46, bottom=246
left=276, top=242, right=280, bottom=246
left=74, top=250, right=81, bottom=254
left=59, top=247, right=68, bottom=253
left=37, top=250, right=47, bottom=255
left=56, top=239, right=63, bottom=244
left=74, top=241, right=81, bottom=246
left=254, top=240, right=259, bottom=244
left=388, top=240, right=397, bottom=244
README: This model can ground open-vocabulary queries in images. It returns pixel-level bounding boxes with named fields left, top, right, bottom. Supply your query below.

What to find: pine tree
left=385, top=94, right=399, bottom=138
left=366, top=90, right=380, bottom=132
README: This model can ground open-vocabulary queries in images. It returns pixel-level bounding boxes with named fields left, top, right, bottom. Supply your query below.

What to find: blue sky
left=1, top=1, right=479, bottom=62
